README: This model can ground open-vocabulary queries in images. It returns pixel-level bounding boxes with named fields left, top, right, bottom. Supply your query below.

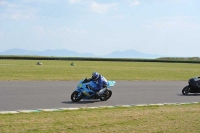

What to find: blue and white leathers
left=92, top=75, right=108, bottom=92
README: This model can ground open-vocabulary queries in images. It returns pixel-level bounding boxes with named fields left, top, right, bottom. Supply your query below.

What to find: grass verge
left=1, top=60, right=200, bottom=81
left=0, top=103, right=200, bottom=133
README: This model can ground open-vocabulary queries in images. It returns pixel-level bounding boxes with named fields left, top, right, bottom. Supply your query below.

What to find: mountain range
left=0, top=48, right=163, bottom=59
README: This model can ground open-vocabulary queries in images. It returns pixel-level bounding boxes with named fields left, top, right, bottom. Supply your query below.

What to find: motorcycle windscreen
left=107, top=81, right=116, bottom=88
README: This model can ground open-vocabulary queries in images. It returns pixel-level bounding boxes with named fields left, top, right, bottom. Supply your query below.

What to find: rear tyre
left=100, top=90, right=112, bottom=101
left=182, top=86, right=190, bottom=95
left=71, top=91, right=83, bottom=102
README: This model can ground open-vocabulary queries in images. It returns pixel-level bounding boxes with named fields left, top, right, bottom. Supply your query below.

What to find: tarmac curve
left=0, top=81, right=199, bottom=111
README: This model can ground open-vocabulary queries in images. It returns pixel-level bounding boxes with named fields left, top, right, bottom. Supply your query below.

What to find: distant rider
left=88, top=72, right=108, bottom=96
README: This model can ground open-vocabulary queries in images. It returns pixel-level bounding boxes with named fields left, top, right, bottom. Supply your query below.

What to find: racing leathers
left=89, top=75, right=108, bottom=95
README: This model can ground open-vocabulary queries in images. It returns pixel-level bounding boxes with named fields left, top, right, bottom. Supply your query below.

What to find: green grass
left=0, top=60, right=200, bottom=81
left=0, top=104, right=200, bottom=133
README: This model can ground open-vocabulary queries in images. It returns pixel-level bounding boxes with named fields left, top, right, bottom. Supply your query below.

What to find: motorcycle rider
left=89, top=72, right=108, bottom=97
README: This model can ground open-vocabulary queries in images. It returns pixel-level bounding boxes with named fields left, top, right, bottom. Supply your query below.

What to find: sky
left=0, top=0, right=200, bottom=56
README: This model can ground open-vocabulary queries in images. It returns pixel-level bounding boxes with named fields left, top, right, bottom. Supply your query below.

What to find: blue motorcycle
left=71, top=78, right=116, bottom=102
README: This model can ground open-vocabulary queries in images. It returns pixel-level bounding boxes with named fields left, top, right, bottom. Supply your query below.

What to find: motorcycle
left=71, top=78, right=116, bottom=102
left=182, top=76, right=200, bottom=95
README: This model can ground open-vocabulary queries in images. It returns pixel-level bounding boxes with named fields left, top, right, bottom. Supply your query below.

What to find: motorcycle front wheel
left=182, top=85, right=190, bottom=95
left=71, top=91, right=83, bottom=102
left=100, top=90, right=112, bottom=101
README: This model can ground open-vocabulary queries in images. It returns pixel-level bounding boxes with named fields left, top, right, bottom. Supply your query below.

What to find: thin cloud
left=56, top=27, right=90, bottom=35
left=33, top=26, right=90, bottom=39
left=22, top=0, right=58, bottom=3
left=90, top=2, right=118, bottom=13
left=0, top=1, right=18, bottom=7
left=144, top=16, right=200, bottom=30
left=59, top=27, right=90, bottom=36
left=7, top=10, right=36, bottom=20
left=129, top=0, right=140, bottom=6
left=69, top=0, right=81, bottom=4
left=0, top=1, right=6, bottom=5
left=125, top=0, right=140, bottom=7
left=0, top=1, right=37, bottom=20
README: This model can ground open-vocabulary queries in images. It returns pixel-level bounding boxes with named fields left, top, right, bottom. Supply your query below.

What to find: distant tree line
left=0, top=55, right=200, bottom=64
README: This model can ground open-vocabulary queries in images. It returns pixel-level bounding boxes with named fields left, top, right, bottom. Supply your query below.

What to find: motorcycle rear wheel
left=182, top=85, right=190, bottom=95
left=100, top=90, right=112, bottom=101
left=71, top=91, right=83, bottom=102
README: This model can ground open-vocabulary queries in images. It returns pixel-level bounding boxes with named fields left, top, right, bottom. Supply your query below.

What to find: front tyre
left=71, top=91, right=82, bottom=102
left=100, top=90, right=112, bottom=101
left=182, top=85, right=190, bottom=95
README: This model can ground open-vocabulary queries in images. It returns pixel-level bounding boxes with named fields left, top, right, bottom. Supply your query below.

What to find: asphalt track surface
left=0, top=81, right=199, bottom=111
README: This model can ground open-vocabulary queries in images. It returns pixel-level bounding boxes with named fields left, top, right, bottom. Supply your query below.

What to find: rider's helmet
left=92, top=72, right=99, bottom=80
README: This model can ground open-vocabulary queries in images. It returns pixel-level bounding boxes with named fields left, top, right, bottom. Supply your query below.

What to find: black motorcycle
left=182, top=77, right=200, bottom=95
